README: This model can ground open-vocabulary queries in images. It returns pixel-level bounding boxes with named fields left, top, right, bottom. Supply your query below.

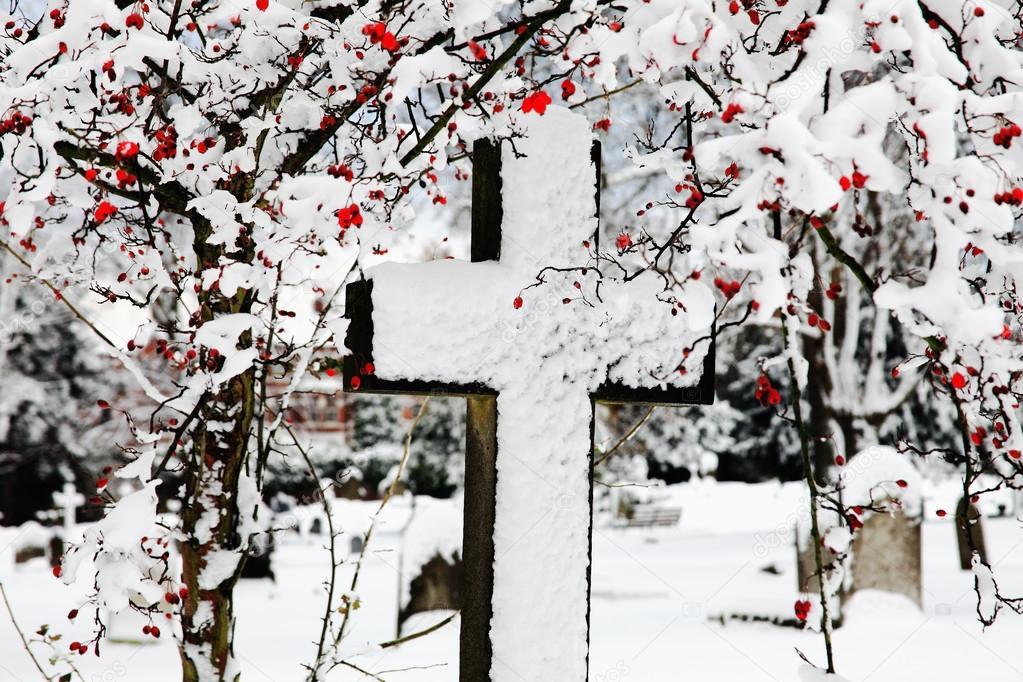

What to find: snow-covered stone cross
left=344, top=107, right=715, bottom=681
left=52, top=481, right=84, bottom=542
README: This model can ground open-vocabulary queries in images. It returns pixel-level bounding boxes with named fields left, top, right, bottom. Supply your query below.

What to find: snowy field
left=1, top=481, right=1022, bottom=681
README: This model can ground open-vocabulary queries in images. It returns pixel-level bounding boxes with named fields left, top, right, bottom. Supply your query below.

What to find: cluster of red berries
left=713, top=276, right=741, bottom=299
left=108, top=90, right=138, bottom=116
left=992, top=122, right=1021, bottom=149
left=95, top=201, right=118, bottom=224
left=727, top=0, right=760, bottom=24
left=114, top=167, right=137, bottom=190
left=49, top=8, right=65, bottom=28
left=337, top=203, right=363, bottom=230
left=615, top=232, right=633, bottom=251
left=825, top=281, right=842, bottom=300
left=839, top=170, right=868, bottom=191
left=521, top=91, right=552, bottom=115
left=992, top=187, right=1023, bottom=205
left=153, top=125, right=178, bottom=161
left=784, top=21, right=816, bottom=46
left=674, top=183, right=704, bottom=209
left=348, top=361, right=376, bottom=390
left=362, top=22, right=399, bottom=52
left=327, top=164, right=354, bottom=181
left=68, top=640, right=90, bottom=655
left=0, top=111, right=32, bottom=136
left=125, top=13, right=145, bottom=30
left=806, top=311, right=832, bottom=332
left=165, top=586, right=188, bottom=605
left=721, top=103, right=743, bottom=124
left=793, top=599, right=811, bottom=622
left=115, top=140, right=140, bottom=162
left=141, top=624, right=162, bottom=638
left=560, top=80, right=577, bottom=101
left=354, top=83, right=378, bottom=105
left=190, top=136, right=217, bottom=155
left=594, top=118, right=612, bottom=132
left=755, top=374, right=781, bottom=407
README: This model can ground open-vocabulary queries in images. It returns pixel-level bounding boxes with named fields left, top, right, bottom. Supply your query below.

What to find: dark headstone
left=14, top=545, right=46, bottom=564
left=240, top=538, right=275, bottom=581
left=399, top=552, right=463, bottom=632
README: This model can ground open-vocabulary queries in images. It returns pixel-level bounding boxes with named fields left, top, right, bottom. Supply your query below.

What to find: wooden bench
left=624, top=505, right=682, bottom=528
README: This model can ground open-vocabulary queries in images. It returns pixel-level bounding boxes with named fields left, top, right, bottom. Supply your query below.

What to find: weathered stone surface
left=850, top=511, right=921, bottom=608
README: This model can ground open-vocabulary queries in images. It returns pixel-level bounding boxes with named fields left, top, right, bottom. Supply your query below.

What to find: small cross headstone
left=52, top=481, right=84, bottom=546
left=343, top=107, right=714, bottom=680
left=956, top=496, right=987, bottom=570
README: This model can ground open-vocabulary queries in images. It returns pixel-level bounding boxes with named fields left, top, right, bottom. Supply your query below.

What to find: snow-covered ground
left=1, top=481, right=1022, bottom=681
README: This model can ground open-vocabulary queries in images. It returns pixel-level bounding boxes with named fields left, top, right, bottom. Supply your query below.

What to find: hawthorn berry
left=521, top=91, right=552, bottom=115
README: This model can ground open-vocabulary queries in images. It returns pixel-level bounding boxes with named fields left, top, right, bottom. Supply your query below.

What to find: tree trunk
left=178, top=204, right=258, bottom=681
left=178, top=368, right=255, bottom=681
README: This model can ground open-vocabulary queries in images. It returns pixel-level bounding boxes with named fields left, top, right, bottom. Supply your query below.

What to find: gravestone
left=956, top=497, right=987, bottom=570
left=240, top=532, right=275, bottom=581
left=399, top=552, right=463, bottom=632
left=12, top=521, right=52, bottom=564
left=343, top=107, right=715, bottom=680
left=52, top=481, right=84, bottom=551
left=850, top=510, right=922, bottom=608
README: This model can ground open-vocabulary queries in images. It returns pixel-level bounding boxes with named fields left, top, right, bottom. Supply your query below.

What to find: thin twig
left=331, top=398, right=431, bottom=656
left=593, top=406, right=656, bottom=468
left=0, top=582, right=59, bottom=681
left=781, top=314, right=837, bottom=674
left=288, top=426, right=341, bottom=682
left=0, top=239, right=118, bottom=349
left=378, top=611, right=458, bottom=649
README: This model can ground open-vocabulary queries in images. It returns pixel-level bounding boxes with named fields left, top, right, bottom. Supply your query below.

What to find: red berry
left=896, top=479, right=908, bottom=488
left=513, top=296, right=523, bottom=310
